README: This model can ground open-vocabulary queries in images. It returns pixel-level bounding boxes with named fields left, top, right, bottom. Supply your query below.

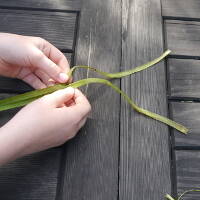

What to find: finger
left=33, top=48, right=69, bottom=83
left=41, top=40, right=70, bottom=73
left=62, top=89, right=91, bottom=118
left=68, top=76, right=73, bottom=83
left=16, top=67, right=46, bottom=89
left=34, top=69, right=56, bottom=86
left=44, top=87, right=75, bottom=107
left=65, top=98, right=75, bottom=107
left=22, top=73, right=46, bottom=89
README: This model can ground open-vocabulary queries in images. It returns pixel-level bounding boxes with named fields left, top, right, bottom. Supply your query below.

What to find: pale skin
left=0, top=33, right=91, bottom=165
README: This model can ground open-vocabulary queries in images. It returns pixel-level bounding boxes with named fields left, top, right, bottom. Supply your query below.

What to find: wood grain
left=171, top=102, right=200, bottom=147
left=162, top=0, right=200, bottom=19
left=59, top=0, right=121, bottom=199
left=168, top=58, right=200, bottom=97
left=0, top=54, right=71, bottom=93
left=0, top=149, right=61, bottom=200
left=0, top=9, right=76, bottom=50
left=176, top=150, right=200, bottom=199
left=166, top=20, right=200, bottom=57
left=120, top=0, right=171, bottom=199
left=0, top=0, right=81, bottom=11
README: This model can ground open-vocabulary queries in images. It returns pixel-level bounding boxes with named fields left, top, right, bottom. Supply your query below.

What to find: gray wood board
left=120, top=0, right=171, bottom=200
left=0, top=53, right=71, bottom=93
left=168, top=58, right=200, bottom=97
left=162, top=0, right=200, bottom=19
left=171, top=102, right=200, bottom=147
left=0, top=0, right=81, bottom=11
left=0, top=93, right=62, bottom=200
left=165, top=20, right=200, bottom=57
left=0, top=94, right=20, bottom=126
left=176, top=150, right=200, bottom=199
left=0, top=9, right=76, bottom=50
left=0, top=149, right=61, bottom=200
left=60, top=0, right=121, bottom=199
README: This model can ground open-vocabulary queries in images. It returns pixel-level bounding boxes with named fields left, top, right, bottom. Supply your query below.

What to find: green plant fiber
left=0, top=50, right=188, bottom=134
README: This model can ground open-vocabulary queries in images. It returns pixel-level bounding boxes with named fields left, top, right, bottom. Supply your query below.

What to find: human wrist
left=0, top=124, right=27, bottom=165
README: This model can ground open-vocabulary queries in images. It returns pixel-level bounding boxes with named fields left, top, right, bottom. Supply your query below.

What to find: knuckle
left=49, top=62, right=58, bottom=71
left=87, top=103, right=92, bottom=112
left=34, top=50, right=44, bottom=61
left=84, top=103, right=91, bottom=114
left=71, top=115, right=81, bottom=125
left=78, top=119, right=87, bottom=130
left=31, top=36, right=45, bottom=46
left=70, top=116, right=83, bottom=130
left=35, top=36, right=45, bottom=42
left=69, top=131, right=78, bottom=139
left=32, top=80, right=42, bottom=89
left=61, top=138, right=67, bottom=145
left=55, top=140, right=65, bottom=147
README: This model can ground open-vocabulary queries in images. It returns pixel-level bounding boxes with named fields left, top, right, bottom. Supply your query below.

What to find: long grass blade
left=0, top=78, right=188, bottom=134
left=178, top=189, right=200, bottom=200
left=165, top=194, right=176, bottom=200
left=0, top=50, right=189, bottom=134
left=0, top=50, right=171, bottom=107
left=165, top=188, right=200, bottom=200
left=68, top=50, right=171, bottom=78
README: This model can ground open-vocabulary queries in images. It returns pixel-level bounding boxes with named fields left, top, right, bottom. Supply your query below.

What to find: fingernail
left=58, top=73, right=68, bottom=83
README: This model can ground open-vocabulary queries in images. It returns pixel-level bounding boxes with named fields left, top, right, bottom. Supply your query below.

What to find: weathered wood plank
left=60, top=0, right=121, bottom=199
left=0, top=54, right=71, bottom=93
left=0, top=149, right=61, bottom=200
left=166, top=20, right=200, bottom=57
left=0, top=9, right=76, bottom=50
left=162, top=0, right=200, bottom=19
left=0, top=78, right=32, bottom=93
left=120, top=0, right=171, bottom=200
left=0, top=94, right=20, bottom=126
left=171, top=102, right=200, bottom=147
left=0, top=0, right=81, bottom=11
left=176, top=151, right=200, bottom=199
left=168, top=58, right=200, bottom=97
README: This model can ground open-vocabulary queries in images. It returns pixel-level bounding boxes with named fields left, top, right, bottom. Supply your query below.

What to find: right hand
left=0, top=33, right=70, bottom=88
left=0, top=87, right=91, bottom=163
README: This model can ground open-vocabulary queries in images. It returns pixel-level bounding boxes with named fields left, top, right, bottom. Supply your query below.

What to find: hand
left=0, top=33, right=70, bottom=89
left=0, top=87, right=91, bottom=165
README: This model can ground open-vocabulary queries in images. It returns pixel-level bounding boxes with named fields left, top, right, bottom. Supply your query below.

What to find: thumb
left=45, top=87, right=75, bottom=107
left=33, top=49, right=69, bottom=83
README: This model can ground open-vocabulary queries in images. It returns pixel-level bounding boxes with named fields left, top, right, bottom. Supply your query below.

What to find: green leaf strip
left=0, top=50, right=171, bottom=107
left=177, top=189, right=200, bottom=200
left=165, top=194, right=176, bottom=200
left=0, top=50, right=188, bottom=134
left=165, top=189, right=200, bottom=200
left=68, top=50, right=171, bottom=78
left=0, top=84, right=66, bottom=107
left=0, top=78, right=188, bottom=134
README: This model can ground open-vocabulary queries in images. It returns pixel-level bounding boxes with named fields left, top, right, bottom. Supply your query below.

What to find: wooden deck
left=0, top=0, right=199, bottom=199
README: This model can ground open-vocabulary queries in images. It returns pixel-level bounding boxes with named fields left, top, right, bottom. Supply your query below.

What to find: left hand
left=0, top=33, right=70, bottom=89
